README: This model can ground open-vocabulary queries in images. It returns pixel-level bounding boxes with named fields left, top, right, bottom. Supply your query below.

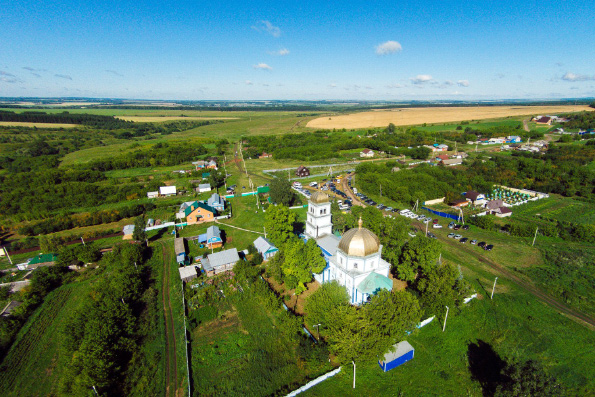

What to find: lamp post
left=352, top=361, right=356, bottom=389
left=442, top=305, right=449, bottom=332
left=491, top=277, right=498, bottom=300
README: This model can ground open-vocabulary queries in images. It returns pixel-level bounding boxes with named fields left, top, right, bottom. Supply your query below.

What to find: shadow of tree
left=468, top=340, right=507, bottom=396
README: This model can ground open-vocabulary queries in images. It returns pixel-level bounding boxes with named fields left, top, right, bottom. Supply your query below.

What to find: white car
left=399, top=209, right=410, bottom=215
left=454, top=234, right=462, bottom=240
left=432, top=224, right=443, bottom=229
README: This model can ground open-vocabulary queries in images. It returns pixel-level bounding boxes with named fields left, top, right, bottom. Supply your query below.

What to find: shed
left=253, top=236, right=278, bottom=260
left=201, top=248, right=240, bottom=276
left=147, top=191, right=159, bottom=199
left=198, top=183, right=212, bottom=193
left=174, top=237, right=187, bottom=264
left=360, top=148, right=374, bottom=157
left=179, top=266, right=198, bottom=282
left=160, top=186, right=177, bottom=196
left=123, top=224, right=135, bottom=240
left=378, top=341, right=415, bottom=372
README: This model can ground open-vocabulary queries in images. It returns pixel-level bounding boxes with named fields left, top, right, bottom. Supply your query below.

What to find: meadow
left=512, top=195, right=595, bottom=225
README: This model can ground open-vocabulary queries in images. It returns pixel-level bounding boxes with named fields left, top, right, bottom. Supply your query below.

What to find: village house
left=176, top=201, right=197, bottom=219
left=360, top=148, right=374, bottom=158
left=205, top=225, right=223, bottom=249
left=259, top=152, right=273, bottom=159
left=147, top=191, right=159, bottom=199
left=201, top=248, right=240, bottom=277
left=534, top=116, right=552, bottom=125
left=193, top=160, right=207, bottom=170
left=174, top=237, right=187, bottom=264
left=253, top=236, right=279, bottom=260
left=485, top=199, right=513, bottom=217
left=207, top=193, right=226, bottom=211
left=425, top=144, right=448, bottom=152
left=206, top=159, right=218, bottom=170
left=17, top=253, right=57, bottom=270
left=295, top=165, right=310, bottom=177
left=441, top=158, right=463, bottom=166
left=185, top=201, right=217, bottom=225
left=465, top=190, right=486, bottom=205
left=436, top=154, right=450, bottom=162
left=506, top=136, right=522, bottom=143
left=122, top=224, right=135, bottom=240
left=449, top=199, right=469, bottom=207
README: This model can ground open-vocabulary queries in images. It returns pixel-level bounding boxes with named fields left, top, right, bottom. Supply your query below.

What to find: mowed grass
left=0, top=281, right=91, bottom=396
left=512, top=195, right=595, bottom=225
left=305, top=244, right=595, bottom=396
left=411, top=118, right=523, bottom=132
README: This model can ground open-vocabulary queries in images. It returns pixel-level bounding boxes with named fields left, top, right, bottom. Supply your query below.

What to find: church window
left=353, top=263, right=358, bottom=269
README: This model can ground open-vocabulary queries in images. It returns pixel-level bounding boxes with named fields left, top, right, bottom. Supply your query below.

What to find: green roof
left=184, top=201, right=217, bottom=217
left=357, top=272, right=393, bottom=295
left=29, top=253, right=57, bottom=265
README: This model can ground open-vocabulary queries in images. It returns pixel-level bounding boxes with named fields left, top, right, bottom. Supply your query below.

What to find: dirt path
left=523, top=118, right=530, bottom=132
left=340, top=175, right=365, bottom=207
left=159, top=241, right=179, bottom=396
left=413, top=221, right=595, bottom=330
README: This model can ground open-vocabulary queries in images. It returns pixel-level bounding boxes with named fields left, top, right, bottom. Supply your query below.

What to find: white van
left=353, top=188, right=358, bottom=194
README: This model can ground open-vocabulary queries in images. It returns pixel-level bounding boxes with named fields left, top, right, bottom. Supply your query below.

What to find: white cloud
left=562, top=72, right=594, bottom=82
left=328, top=83, right=337, bottom=88
left=252, top=20, right=281, bottom=37
left=253, top=63, right=272, bottom=71
left=457, top=80, right=470, bottom=87
left=410, top=74, right=433, bottom=84
left=375, top=41, right=402, bottom=55
left=245, top=80, right=253, bottom=85
left=270, top=48, right=290, bottom=56
left=443, top=80, right=454, bottom=86
left=386, top=83, right=403, bottom=89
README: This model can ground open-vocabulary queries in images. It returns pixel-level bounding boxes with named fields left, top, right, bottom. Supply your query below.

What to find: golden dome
left=310, top=191, right=329, bottom=204
left=338, top=218, right=380, bottom=257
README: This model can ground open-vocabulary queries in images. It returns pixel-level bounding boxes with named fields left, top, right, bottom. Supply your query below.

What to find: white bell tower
left=305, top=191, right=332, bottom=239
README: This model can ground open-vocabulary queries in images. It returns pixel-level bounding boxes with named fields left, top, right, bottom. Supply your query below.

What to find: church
left=305, top=191, right=393, bottom=305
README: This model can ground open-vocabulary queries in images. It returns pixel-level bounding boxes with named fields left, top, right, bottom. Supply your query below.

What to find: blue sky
left=1, top=0, right=594, bottom=100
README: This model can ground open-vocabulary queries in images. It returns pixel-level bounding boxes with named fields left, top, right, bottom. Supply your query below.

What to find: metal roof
left=174, top=238, right=186, bottom=255
left=381, top=341, right=414, bottom=363
left=160, top=186, right=176, bottom=195
left=206, top=226, right=221, bottom=241
left=356, top=271, right=392, bottom=294
left=206, top=248, right=239, bottom=269
left=253, top=236, right=277, bottom=254
left=316, top=234, right=341, bottom=257
left=123, top=224, right=135, bottom=235
left=178, top=266, right=197, bottom=280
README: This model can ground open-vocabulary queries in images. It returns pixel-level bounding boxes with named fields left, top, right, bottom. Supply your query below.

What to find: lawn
left=304, top=254, right=595, bottom=396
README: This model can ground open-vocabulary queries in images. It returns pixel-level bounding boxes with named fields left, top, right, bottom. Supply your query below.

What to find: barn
left=174, top=237, right=187, bottom=264
left=378, top=341, right=415, bottom=372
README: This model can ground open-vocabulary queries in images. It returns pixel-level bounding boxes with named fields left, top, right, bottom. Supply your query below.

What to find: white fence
left=285, top=367, right=343, bottom=397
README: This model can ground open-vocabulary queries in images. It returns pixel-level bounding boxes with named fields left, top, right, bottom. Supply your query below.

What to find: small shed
left=198, top=183, right=212, bottom=193
left=174, top=237, right=187, bottom=264
left=378, top=341, right=415, bottom=372
left=123, top=224, right=135, bottom=240
left=205, top=225, right=223, bottom=249
left=160, top=186, right=177, bottom=196
left=179, top=266, right=198, bottom=282
left=147, top=191, right=159, bottom=199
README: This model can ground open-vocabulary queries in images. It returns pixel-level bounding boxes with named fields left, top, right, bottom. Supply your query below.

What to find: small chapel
left=305, top=191, right=393, bottom=305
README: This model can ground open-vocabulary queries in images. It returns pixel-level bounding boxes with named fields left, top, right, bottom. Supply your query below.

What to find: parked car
left=484, top=244, right=494, bottom=251
left=470, top=239, right=477, bottom=245
left=460, top=237, right=468, bottom=243
left=385, top=207, right=393, bottom=211
left=462, top=225, right=470, bottom=230
left=433, top=223, right=443, bottom=229
left=433, top=219, right=439, bottom=224
left=427, top=232, right=437, bottom=239
left=478, top=241, right=486, bottom=248
left=447, top=233, right=456, bottom=238
left=448, top=222, right=455, bottom=229
left=454, top=234, right=462, bottom=240
left=408, top=232, right=417, bottom=238
left=453, top=224, right=461, bottom=230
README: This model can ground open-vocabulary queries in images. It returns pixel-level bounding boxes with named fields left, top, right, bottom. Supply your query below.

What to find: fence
left=421, top=207, right=460, bottom=221
left=285, top=367, right=343, bottom=397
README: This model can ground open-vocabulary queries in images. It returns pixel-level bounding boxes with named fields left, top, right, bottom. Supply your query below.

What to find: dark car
left=392, top=208, right=400, bottom=213
left=478, top=241, right=486, bottom=248
left=462, top=225, right=470, bottom=230
left=460, top=237, right=469, bottom=243
left=453, top=224, right=461, bottom=230
left=484, top=244, right=494, bottom=251
left=427, top=232, right=437, bottom=239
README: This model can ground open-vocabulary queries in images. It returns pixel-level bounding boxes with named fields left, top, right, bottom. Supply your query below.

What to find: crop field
left=0, top=121, right=79, bottom=128
left=0, top=282, right=89, bottom=396
left=411, top=119, right=523, bottom=132
left=512, top=195, right=595, bottom=225
left=306, top=105, right=593, bottom=129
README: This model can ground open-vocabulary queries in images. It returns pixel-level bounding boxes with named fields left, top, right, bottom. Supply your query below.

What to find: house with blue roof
left=206, top=225, right=223, bottom=249
left=207, top=193, right=226, bottom=211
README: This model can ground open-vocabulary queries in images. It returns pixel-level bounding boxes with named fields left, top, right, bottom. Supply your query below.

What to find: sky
left=1, top=0, right=594, bottom=101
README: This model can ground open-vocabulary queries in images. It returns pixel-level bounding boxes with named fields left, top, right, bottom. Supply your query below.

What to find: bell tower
left=305, top=191, right=332, bottom=239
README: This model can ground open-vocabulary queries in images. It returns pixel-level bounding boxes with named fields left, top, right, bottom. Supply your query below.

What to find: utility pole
left=491, top=277, right=498, bottom=300
left=223, top=154, right=228, bottom=192
left=425, top=220, right=429, bottom=236
left=314, top=323, right=321, bottom=340
left=532, top=227, right=539, bottom=246
left=352, top=361, right=356, bottom=389
left=81, top=236, right=85, bottom=245
left=442, top=305, right=450, bottom=332
left=4, top=247, right=13, bottom=265
left=92, top=385, right=99, bottom=396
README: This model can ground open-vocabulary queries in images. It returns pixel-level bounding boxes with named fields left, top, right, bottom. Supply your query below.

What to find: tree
left=495, top=359, right=561, bottom=396
left=209, top=168, right=225, bottom=191
left=39, top=234, right=61, bottom=253
left=397, top=238, right=441, bottom=282
left=264, top=205, right=296, bottom=246
left=132, top=215, right=147, bottom=242
left=305, top=281, right=349, bottom=328
left=269, top=177, right=295, bottom=206
left=415, top=263, right=472, bottom=320
left=281, top=239, right=326, bottom=294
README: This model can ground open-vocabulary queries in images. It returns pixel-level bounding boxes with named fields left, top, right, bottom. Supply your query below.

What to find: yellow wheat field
left=306, top=105, right=593, bottom=129
left=0, top=122, right=79, bottom=128
left=117, top=116, right=238, bottom=122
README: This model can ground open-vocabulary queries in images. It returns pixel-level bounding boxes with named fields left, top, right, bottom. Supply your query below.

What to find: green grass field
left=0, top=281, right=91, bottom=396
left=411, top=119, right=523, bottom=133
